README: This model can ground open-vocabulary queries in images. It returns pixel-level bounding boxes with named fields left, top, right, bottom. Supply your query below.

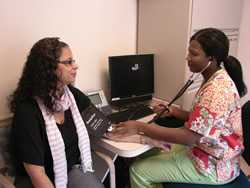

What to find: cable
left=147, top=60, right=212, bottom=124
left=147, top=74, right=195, bottom=124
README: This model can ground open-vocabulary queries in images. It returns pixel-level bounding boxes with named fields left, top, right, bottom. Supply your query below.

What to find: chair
left=0, top=116, right=116, bottom=188
left=163, top=170, right=250, bottom=188
left=0, top=117, right=15, bottom=188
left=242, top=100, right=250, bottom=164
left=93, top=145, right=117, bottom=188
left=163, top=101, right=250, bottom=188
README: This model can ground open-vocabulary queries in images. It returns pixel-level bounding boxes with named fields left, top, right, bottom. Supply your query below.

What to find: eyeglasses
left=58, top=59, right=76, bottom=65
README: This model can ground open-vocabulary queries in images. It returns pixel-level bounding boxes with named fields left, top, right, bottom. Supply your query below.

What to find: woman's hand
left=107, top=120, right=144, bottom=138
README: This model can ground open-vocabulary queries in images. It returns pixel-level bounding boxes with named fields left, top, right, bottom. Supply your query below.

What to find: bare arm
left=23, top=163, right=54, bottom=188
left=139, top=123, right=201, bottom=146
left=111, top=121, right=201, bottom=146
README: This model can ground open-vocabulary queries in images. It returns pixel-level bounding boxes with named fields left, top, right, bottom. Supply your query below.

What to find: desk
left=95, top=99, right=165, bottom=187
left=98, top=113, right=155, bottom=157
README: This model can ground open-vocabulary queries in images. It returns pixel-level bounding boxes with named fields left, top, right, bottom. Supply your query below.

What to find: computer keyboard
left=107, top=105, right=154, bottom=124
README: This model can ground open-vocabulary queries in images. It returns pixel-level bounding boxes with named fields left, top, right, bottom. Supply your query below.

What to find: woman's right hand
left=107, top=120, right=143, bottom=138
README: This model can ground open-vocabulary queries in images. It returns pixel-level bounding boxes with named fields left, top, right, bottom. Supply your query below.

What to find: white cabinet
left=137, top=0, right=243, bottom=110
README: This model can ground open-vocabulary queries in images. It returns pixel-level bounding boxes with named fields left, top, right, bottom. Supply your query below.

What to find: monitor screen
left=109, top=54, right=154, bottom=104
left=88, top=93, right=102, bottom=106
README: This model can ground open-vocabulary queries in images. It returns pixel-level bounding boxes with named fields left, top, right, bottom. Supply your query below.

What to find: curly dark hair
left=9, top=37, right=69, bottom=113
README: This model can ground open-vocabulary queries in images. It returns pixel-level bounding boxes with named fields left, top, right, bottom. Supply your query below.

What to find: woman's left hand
left=107, top=120, right=142, bottom=138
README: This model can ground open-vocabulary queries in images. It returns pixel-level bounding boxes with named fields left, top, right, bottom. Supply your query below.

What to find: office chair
left=163, top=170, right=250, bottom=188
left=242, top=100, right=250, bottom=165
left=163, top=101, right=250, bottom=188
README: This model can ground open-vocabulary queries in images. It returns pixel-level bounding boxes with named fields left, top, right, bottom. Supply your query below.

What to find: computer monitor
left=109, top=54, right=154, bottom=106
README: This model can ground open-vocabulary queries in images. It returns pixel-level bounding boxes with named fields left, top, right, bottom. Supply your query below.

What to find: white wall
left=0, top=0, right=137, bottom=119
left=238, top=0, right=250, bottom=103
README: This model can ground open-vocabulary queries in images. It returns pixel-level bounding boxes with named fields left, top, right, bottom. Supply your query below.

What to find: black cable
left=147, top=79, right=194, bottom=124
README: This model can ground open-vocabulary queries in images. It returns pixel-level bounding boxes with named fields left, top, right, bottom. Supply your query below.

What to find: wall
left=137, top=0, right=190, bottom=103
left=238, top=0, right=250, bottom=103
left=0, top=0, right=137, bottom=119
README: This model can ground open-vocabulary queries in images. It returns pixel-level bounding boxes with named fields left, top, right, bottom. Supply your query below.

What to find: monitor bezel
left=108, top=53, right=154, bottom=106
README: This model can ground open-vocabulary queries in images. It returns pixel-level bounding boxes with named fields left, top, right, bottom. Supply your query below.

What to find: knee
left=129, top=162, right=145, bottom=187
left=129, top=161, right=144, bottom=178
left=129, top=161, right=155, bottom=188
left=129, top=162, right=136, bottom=177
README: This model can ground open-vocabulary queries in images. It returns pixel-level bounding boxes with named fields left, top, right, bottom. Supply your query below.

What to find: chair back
left=0, top=117, right=15, bottom=187
left=242, top=100, right=250, bottom=164
left=0, top=117, right=15, bottom=177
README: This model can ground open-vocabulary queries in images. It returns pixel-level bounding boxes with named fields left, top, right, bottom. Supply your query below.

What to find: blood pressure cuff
left=81, top=104, right=112, bottom=138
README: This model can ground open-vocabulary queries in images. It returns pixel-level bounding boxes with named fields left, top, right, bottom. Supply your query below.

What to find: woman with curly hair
left=10, top=37, right=104, bottom=188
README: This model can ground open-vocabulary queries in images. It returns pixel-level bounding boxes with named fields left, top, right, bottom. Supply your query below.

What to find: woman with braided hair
left=110, top=28, right=247, bottom=188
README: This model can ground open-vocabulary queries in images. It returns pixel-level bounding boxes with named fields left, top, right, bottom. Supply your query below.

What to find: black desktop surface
left=107, top=105, right=154, bottom=124
left=154, top=116, right=185, bottom=128
left=107, top=104, right=184, bottom=128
